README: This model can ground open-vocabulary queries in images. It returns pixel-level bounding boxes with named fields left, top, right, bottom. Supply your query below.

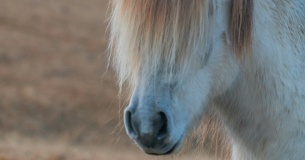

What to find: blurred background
left=0, top=0, right=217, bottom=159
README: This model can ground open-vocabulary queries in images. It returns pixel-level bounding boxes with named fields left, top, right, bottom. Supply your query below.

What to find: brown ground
left=0, top=0, right=218, bottom=160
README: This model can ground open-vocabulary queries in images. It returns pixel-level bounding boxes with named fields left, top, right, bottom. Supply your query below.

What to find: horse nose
left=124, top=108, right=168, bottom=148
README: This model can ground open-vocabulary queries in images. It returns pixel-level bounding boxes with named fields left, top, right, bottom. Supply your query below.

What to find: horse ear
left=229, top=0, right=254, bottom=56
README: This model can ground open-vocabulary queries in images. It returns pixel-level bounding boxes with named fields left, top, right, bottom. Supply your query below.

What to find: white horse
left=109, top=0, right=305, bottom=159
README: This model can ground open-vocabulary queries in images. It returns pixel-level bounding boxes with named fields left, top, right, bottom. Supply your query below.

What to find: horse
left=109, top=0, right=305, bottom=159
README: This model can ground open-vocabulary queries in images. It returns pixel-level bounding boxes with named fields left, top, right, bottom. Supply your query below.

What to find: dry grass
left=0, top=0, right=121, bottom=146
left=0, top=134, right=217, bottom=160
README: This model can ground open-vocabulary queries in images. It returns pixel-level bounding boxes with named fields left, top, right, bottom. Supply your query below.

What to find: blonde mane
left=110, top=0, right=253, bottom=86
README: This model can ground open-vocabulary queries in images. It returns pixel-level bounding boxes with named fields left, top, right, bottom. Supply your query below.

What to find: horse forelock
left=110, top=0, right=253, bottom=87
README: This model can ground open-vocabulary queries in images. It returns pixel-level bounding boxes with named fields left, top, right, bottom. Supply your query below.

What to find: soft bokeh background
left=0, top=0, right=217, bottom=159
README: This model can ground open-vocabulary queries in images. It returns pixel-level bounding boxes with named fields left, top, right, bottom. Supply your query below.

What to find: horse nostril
left=124, top=110, right=138, bottom=138
left=156, top=112, right=168, bottom=140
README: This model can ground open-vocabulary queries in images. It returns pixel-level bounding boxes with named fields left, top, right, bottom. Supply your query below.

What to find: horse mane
left=110, top=0, right=254, bottom=85
left=229, top=0, right=254, bottom=56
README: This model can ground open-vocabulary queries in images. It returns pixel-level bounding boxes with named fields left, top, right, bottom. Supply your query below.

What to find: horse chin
left=140, top=135, right=185, bottom=155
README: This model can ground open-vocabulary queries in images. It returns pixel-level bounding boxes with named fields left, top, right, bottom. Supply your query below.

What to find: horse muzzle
left=124, top=104, right=180, bottom=155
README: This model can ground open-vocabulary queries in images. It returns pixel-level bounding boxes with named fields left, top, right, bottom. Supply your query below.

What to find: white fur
left=222, top=1, right=305, bottom=159
left=109, top=0, right=305, bottom=159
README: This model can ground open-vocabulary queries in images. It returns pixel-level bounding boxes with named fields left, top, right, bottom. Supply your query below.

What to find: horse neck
left=215, top=1, right=305, bottom=159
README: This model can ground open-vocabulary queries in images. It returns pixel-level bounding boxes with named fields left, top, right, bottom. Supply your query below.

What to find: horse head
left=109, top=0, right=252, bottom=155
